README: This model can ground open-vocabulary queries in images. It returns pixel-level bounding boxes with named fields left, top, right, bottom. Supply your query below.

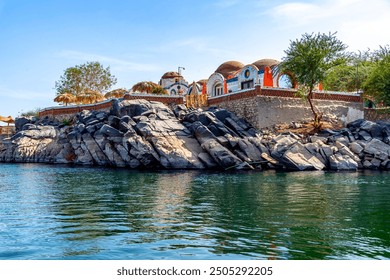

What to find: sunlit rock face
left=1, top=100, right=390, bottom=171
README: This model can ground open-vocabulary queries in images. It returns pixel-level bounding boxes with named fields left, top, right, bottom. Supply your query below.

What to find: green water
left=0, top=163, right=389, bottom=259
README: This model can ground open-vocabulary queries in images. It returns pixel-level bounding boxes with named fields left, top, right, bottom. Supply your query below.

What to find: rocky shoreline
left=1, top=99, right=390, bottom=171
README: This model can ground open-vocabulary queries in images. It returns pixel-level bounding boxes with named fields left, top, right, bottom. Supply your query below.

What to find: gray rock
left=358, top=130, right=372, bottom=141
left=211, top=108, right=233, bottom=123
left=118, top=120, right=134, bottom=133
left=81, top=132, right=109, bottom=165
left=173, top=104, right=188, bottom=118
left=15, top=116, right=35, bottom=132
left=77, top=110, right=95, bottom=124
left=20, top=126, right=57, bottom=139
left=150, top=135, right=205, bottom=169
left=95, top=112, right=107, bottom=121
left=363, top=160, right=373, bottom=169
left=198, top=152, right=218, bottom=168
left=382, top=125, right=390, bottom=144
left=318, top=144, right=332, bottom=161
left=120, top=115, right=136, bottom=126
left=55, top=143, right=75, bottom=163
left=216, top=136, right=229, bottom=147
left=104, top=142, right=126, bottom=167
left=123, top=133, right=160, bottom=167
left=192, top=122, right=217, bottom=144
left=85, top=119, right=101, bottom=127
left=261, top=152, right=279, bottom=165
left=248, top=136, right=269, bottom=155
left=108, top=115, right=121, bottom=129
left=282, top=142, right=325, bottom=171
left=360, top=120, right=382, bottom=139
left=329, top=154, right=358, bottom=170
left=304, top=142, right=320, bottom=155
left=364, top=139, right=390, bottom=156
left=349, top=142, right=364, bottom=154
left=281, top=151, right=318, bottom=170
left=270, top=135, right=298, bottom=158
left=22, top=123, right=38, bottom=131
left=236, top=138, right=263, bottom=162
left=310, top=135, right=327, bottom=144
left=100, top=124, right=124, bottom=138
left=347, top=119, right=365, bottom=130
left=201, top=139, right=242, bottom=169
left=381, top=159, right=389, bottom=168
left=116, top=99, right=151, bottom=117
left=141, top=109, right=157, bottom=117
left=370, top=158, right=382, bottom=168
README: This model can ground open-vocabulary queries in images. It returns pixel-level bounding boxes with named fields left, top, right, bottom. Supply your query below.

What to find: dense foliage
left=322, top=46, right=390, bottom=106
left=362, top=46, right=390, bottom=106
left=55, top=61, right=117, bottom=96
left=323, top=51, right=373, bottom=92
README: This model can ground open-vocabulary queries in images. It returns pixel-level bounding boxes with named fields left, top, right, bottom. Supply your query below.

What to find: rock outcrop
left=1, top=99, right=390, bottom=171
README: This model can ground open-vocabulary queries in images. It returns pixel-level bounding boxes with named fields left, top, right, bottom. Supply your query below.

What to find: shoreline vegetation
left=1, top=99, right=390, bottom=172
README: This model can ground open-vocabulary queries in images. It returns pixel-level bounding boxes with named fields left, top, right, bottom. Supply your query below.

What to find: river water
left=0, top=163, right=389, bottom=260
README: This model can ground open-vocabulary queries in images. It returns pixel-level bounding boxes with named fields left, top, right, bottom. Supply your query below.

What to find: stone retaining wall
left=364, top=108, right=390, bottom=122
left=207, top=87, right=364, bottom=129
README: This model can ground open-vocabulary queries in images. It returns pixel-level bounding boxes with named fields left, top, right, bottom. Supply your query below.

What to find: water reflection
left=0, top=164, right=389, bottom=259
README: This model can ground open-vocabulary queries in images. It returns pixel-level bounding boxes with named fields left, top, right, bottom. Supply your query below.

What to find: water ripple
left=0, top=164, right=389, bottom=259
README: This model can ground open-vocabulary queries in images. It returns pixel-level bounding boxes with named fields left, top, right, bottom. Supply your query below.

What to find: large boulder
left=360, top=120, right=382, bottom=139
left=278, top=142, right=325, bottom=171
left=192, top=122, right=242, bottom=169
left=364, top=139, right=390, bottom=157
left=329, top=154, right=358, bottom=170
left=15, top=116, right=36, bottom=132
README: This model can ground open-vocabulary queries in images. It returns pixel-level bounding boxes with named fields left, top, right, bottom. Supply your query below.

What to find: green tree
left=323, top=50, right=374, bottom=93
left=55, top=61, right=117, bottom=96
left=363, top=46, right=390, bottom=106
left=278, top=32, right=347, bottom=128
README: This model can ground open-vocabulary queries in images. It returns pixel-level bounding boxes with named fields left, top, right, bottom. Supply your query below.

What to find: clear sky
left=1, top=0, right=389, bottom=118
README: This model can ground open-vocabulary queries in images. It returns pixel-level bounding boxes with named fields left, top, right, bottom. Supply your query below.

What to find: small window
left=241, top=80, right=254, bottom=89
left=214, top=83, right=223, bottom=96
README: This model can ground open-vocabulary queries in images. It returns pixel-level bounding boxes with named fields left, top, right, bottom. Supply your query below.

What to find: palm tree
left=105, top=88, right=128, bottom=99
left=131, top=81, right=159, bottom=93
left=54, top=92, right=77, bottom=106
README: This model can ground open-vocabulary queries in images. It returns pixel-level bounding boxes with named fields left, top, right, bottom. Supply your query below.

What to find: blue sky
left=1, top=0, right=389, bottom=118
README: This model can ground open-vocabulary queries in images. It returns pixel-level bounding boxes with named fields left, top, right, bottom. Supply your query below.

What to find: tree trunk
left=307, top=88, right=322, bottom=129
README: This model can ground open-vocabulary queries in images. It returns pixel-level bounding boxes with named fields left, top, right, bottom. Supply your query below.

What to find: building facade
left=159, top=71, right=189, bottom=95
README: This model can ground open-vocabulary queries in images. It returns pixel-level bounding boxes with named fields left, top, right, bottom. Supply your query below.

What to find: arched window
left=213, top=83, right=223, bottom=96
left=277, top=74, right=293, bottom=88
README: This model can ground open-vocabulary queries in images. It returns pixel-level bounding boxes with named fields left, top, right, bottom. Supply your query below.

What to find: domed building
left=159, top=71, right=189, bottom=95
left=252, top=59, right=279, bottom=71
left=207, top=59, right=286, bottom=97
left=207, top=61, right=244, bottom=97
left=214, top=61, right=244, bottom=79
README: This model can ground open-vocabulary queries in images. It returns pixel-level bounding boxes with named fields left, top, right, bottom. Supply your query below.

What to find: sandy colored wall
left=207, top=88, right=364, bottom=129
left=364, top=108, right=390, bottom=122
